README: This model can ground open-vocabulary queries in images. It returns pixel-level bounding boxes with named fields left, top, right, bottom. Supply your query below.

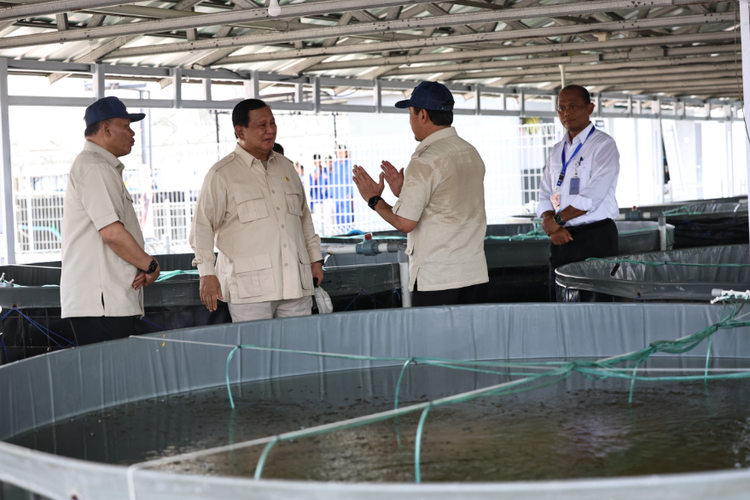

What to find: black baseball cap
left=395, top=81, right=454, bottom=111
left=84, top=96, right=145, bottom=127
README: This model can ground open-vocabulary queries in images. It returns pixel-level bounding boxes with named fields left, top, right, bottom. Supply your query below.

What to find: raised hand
left=352, top=164, right=385, bottom=202
left=380, top=160, right=404, bottom=197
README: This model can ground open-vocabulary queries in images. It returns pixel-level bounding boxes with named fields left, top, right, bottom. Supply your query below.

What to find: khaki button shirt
left=61, top=141, right=145, bottom=318
left=393, top=127, right=488, bottom=292
left=189, top=145, right=322, bottom=304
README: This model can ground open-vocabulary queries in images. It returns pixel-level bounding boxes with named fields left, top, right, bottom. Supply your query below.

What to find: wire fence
left=12, top=123, right=558, bottom=263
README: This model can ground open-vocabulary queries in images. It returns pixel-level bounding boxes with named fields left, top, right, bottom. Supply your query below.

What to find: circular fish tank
left=2, top=303, right=750, bottom=499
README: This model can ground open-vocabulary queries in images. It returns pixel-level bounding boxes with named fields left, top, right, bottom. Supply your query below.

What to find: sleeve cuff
left=194, top=258, right=217, bottom=276
left=306, top=246, right=323, bottom=263
left=392, top=199, right=421, bottom=222
left=536, top=200, right=554, bottom=217
left=569, top=195, right=592, bottom=212
left=93, top=212, right=120, bottom=231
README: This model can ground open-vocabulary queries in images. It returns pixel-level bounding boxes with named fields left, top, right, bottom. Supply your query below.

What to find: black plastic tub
left=619, top=197, right=748, bottom=249
left=324, top=221, right=674, bottom=302
left=554, top=244, right=750, bottom=303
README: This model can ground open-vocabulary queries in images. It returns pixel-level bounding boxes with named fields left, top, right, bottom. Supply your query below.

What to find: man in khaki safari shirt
left=352, top=81, right=488, bottom=307
left=61, top=96, right=161, bottom=345
left=190, top=99, right=324, bottom=322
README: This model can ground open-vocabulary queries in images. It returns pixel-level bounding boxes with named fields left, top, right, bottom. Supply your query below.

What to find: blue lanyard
left=557, top=125, right=596, bottom=188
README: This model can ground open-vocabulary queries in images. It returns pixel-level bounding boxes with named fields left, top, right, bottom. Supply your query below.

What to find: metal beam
left=453, top=60, right=741, bottom=81
left=206, top=11, right=735, bottom=66
left=309, top=32, right=737, bottom=71
left=107, top=0, right=727, bottom=61
left=0, top=58, right=13, bottom=264
left=0, top=0, right=143, bottom=22
left=391, top=52, right=741, bottom=78
left=0, top=0, right=442, bottom=50
left=477, top=67, right=741, bottom=85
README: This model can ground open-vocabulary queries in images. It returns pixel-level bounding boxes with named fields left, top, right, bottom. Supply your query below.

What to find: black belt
left=566, top=218, right=614, bottom=234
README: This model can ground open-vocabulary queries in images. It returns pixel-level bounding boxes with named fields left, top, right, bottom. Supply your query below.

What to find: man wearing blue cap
left=352, top=81, right=489, bottom=307
left=61, top=96, right=161, bottom=345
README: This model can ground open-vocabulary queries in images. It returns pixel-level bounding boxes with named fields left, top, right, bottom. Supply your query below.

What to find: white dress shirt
left=536, top=122, right=620, bottom=227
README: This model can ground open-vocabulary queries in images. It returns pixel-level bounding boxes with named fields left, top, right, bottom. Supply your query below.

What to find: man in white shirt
left=352, top=81, right=488, bottom=307
left=537, top=85, right=620, bottom=301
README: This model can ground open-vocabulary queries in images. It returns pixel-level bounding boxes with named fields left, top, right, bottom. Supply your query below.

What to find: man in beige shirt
left=352, top=81, right=488, bottom=307
left=61, top=96, right=161, bottom=345
left=190, top=99, right=324, bottom=322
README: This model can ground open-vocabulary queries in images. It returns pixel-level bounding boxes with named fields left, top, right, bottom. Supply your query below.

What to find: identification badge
left=550, top=193, right=561, bottom=212
left=569, top=177, right=580, bottom=195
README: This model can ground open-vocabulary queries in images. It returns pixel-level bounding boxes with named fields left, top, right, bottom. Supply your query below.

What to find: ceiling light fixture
left=268, top=0, right=280, bottom=16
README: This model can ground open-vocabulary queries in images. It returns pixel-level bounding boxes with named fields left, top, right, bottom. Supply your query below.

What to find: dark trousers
left=548, top=219, right=619, bottom=301
left=69, top=316, right=139, bottom=346
left=412, top=281, right=489, bottom=307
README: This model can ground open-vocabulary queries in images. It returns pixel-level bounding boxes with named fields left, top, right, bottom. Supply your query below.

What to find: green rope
left=414, top=405, right=432, bottom=484
left=226, top=346, right=241, bottom=410
left=155, top=270, right=199, bottom=282
left=209, top=301, right=750, bottom=483
left=254, top=438, right=279, bottom=480
left=661, top=206, right=702, bottom=217
left=394, top=358, right=415, bottom=411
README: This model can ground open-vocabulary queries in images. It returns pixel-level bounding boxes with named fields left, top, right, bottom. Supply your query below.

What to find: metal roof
left=0, top=0, right=742, bottom=100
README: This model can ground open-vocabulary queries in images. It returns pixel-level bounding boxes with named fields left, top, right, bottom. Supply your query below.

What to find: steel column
left=93, top=63, right=105, bottom=99
left=741, top=0, right=750, bottom=245
left=0, top=58, right=14, bottom=264
left=373, top=79, right=381, bottom=114
left=202, top=78, right=211, bottom=101
left=244, top=70, right=259, bottom=99
left=313, top=76, right=320, bottom=114
left=172, top=68, right=182, bottom=108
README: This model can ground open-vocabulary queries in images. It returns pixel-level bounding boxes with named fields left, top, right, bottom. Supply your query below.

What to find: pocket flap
left=282, top=181, right=302, bottom=196
left=298, top=251, right=311, bottom=265
left=234, top=254, right=272, bottom=273
left=234, top=187, right=263, bottom=204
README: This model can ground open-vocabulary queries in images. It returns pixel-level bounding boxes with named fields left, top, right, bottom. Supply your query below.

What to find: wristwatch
left=553, top=213, right=565, bottom=227
left=368, top=195, right=383, bottom=210
left=143, top=257, right=158, bottom=274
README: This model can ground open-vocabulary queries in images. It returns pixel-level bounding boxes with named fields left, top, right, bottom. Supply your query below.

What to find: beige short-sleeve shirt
left=189, top=145, right=322, bottom=304
left=61, top=141, right=145, bottom=318
left=393, top=127, right=488, bottom=292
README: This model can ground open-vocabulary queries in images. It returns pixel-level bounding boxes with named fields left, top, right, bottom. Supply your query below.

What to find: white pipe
left=320, top=242, right=395, bottom=255
left=399, top=261, right=411, bottom=308
left=658, top=213, right=667, bottom=251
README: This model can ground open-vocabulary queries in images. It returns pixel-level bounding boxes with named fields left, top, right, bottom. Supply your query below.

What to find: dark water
left=8, top=358, right=750, bottom=482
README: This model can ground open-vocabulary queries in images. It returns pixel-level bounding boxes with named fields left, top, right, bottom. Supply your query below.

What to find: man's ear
left=234, top=125, right=245, bottom=141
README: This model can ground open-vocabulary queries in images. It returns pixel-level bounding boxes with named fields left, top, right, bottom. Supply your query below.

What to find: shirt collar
left=414, top=127, right=457, bottom=155
left=234, top=143, right=276, bottom=169
left=83, top=141, right=124, bottom=174
left=564, top=121, right=594, bottom=147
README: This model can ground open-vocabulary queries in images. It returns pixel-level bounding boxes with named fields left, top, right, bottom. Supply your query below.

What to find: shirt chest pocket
left=234, top=187, right=269, bottom=223
left=282, top=181, right=304, bottom=216
left=571, top=156, right=594, bottom=191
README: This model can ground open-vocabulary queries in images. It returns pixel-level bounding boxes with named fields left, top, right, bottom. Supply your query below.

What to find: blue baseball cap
left=84, top=96, right=145, bottom=127
left=395, top=81, right=454, bottom=111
